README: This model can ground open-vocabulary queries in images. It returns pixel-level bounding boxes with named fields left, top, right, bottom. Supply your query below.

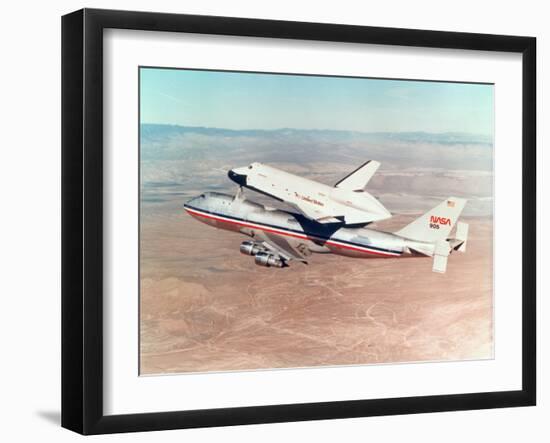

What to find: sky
left=140, top=67, right=494, bottom=135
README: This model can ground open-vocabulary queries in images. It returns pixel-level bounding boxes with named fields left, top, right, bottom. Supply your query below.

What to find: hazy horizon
left=140, top=122, right=492, bottom=138
left=139, top=123, right=494, bottom=217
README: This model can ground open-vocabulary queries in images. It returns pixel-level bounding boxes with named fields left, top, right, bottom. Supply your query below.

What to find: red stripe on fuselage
left=184, top=207, right=399, bottom=257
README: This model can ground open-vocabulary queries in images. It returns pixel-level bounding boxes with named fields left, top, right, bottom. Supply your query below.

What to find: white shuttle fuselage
left=228, top=162, right=391, bottom=225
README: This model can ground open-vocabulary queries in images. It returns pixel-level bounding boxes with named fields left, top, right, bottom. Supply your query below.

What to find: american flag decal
left=447, top=200, right=455, bottom=208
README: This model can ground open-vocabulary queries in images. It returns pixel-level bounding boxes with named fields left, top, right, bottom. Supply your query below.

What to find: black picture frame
left=62, top=8, right=536, bottom=435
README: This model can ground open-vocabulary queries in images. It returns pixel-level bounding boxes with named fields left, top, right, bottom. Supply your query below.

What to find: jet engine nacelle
left=254, top=251, right=285, bottom=268
left=240, top=241, right=265, bottom=256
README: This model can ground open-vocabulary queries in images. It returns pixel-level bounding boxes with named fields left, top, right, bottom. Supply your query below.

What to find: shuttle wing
left=334, top=160, right=380, bottom=191
left=289, top=199, right=387, bottom=225
left=288, top=203, right=343, bottom=224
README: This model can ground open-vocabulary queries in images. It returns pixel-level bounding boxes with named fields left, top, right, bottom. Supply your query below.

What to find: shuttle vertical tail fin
left=334, top=160, right=380, bottom=190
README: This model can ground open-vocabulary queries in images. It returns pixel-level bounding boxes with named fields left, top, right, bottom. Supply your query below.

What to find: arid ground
left=139, top=197, right=493, bottom=375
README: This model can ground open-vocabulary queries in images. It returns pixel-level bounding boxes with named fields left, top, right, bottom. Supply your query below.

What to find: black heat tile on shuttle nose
left=228, top=170, right=247, bottom=186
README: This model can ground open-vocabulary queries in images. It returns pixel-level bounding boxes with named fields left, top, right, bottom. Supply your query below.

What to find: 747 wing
left=254, top=231, right=310, bottom=264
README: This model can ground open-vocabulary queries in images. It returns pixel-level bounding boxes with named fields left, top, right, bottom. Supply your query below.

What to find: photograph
left=138, top=67, right=495, bottom=375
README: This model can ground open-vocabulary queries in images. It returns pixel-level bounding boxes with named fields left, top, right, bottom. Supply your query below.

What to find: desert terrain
left=140, top=197, right=493, bottom=375
left=139, top=125, right=494, bottom=375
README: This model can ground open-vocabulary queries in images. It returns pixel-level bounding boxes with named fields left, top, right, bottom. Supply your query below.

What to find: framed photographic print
left=61, top=8, right=536, bottom=435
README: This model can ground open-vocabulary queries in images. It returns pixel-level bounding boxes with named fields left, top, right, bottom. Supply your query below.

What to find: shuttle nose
left=228, top=169, right=247, bottom=186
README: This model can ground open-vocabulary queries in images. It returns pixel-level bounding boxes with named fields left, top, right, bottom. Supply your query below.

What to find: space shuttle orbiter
left=228, top=161, right=391, bottom=225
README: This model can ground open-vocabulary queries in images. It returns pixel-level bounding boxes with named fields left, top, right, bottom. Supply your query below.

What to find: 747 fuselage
left=186, top=192, right=432, bottom=265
